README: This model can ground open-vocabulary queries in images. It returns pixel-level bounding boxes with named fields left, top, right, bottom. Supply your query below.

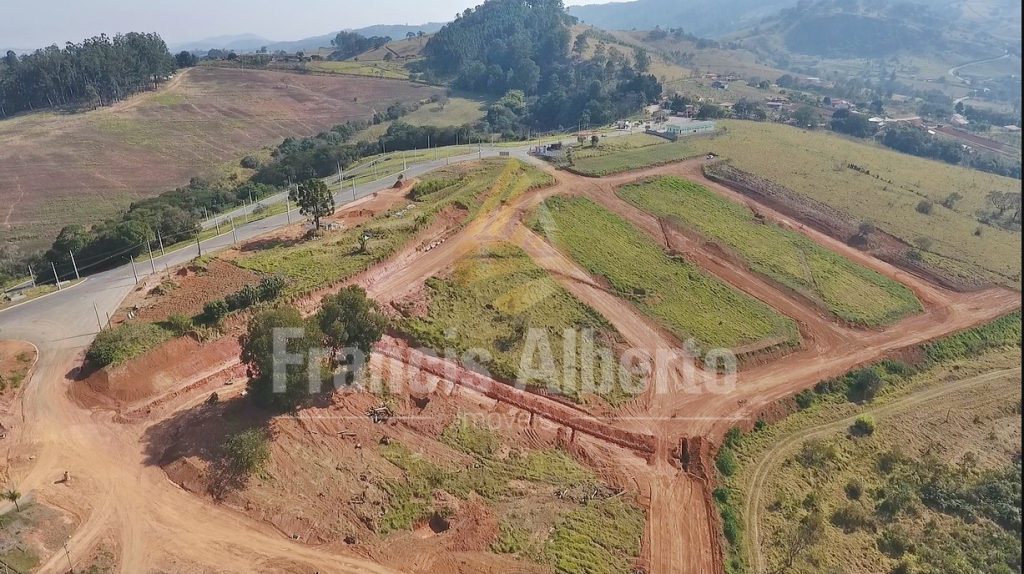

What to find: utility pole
left=28, top=265, right=35, bottom=288
left=157, top=229, right=165, bottom=257
left=130, top=255, right=139, bottom=284
left=203, top=207, right=209, bottom=222
left=69, top=251, right=80, bottom=280
left=285, top=196, right=292, bottom=224
left=64, top=541, right=73, bottom=573
left=51, top=262, right=62, bottom=290
left=94, top=301, right=104, bottom=331
left=196, top=235, right=202, bottom=257
left=231, top=218, right=238, bottom=244
left=148, top=242, right=157, bottom=273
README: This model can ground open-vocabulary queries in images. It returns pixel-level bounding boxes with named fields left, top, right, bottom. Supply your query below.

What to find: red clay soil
left=71, top=156, right=1019, bottom=574
left=134, top=260, right=261, bottom=322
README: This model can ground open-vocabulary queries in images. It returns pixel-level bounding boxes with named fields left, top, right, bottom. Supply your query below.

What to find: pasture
left=538, top=196, right=798, bottom=352
left=620, top=177, right=922, bottom=326
left=704, top=121, right=1023, bottom=287
left=0, top=66, right=441, bottom=252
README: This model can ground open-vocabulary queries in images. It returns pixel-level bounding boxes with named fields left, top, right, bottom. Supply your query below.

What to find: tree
left=793, top=105, right=817, bottom=128
left=590, top=134, right=600, bottom=147
left=240, top=307, right=322, bottom=411
left=3, top=488, right=21, bottom=512
left=848, top=368, right=884, bottom=402
left=290, top=178, right=335, bottom=231
left=634, top=48, right=651, bottom=73
left=175, top=50, right=197, bottom=68
left=316, top=286, right=386, bottom=369
left=223, top=428, right=270, bottom=475
left=955, top=101, right=965, bottom=114
left=771, top=510, right=824, bottom=573
left=941, top=192, right=963, bottom=209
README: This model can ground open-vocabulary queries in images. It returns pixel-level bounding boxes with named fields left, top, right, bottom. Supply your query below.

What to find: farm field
left=306, top=60, right=411, bottom=80
left=0, top=66, right=441, bottom=252
left=402, top=243, right=630, bottom=403
left=569, top=138, right=710, bottom=177
left=356, top=96, right=489, bottom=140
left=619, top=176, right=922, bottom=326
left=717, top=326, right=1022, bottom=574
left=537, top=195, right=798, bottom=352
left=701, top=121, right=1023, bottom=288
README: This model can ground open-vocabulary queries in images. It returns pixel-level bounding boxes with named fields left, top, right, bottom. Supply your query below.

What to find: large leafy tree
left=240, top=307, right=323, bottom=411
left=290, top=179, right=335, bottom=230
left=316, top=286, right=387, bottom=368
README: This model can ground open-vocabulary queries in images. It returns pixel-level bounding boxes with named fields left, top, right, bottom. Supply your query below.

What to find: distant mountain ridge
left=169, top=23, right=446, bottom=54
left=566, top=0, right=797, bottom=37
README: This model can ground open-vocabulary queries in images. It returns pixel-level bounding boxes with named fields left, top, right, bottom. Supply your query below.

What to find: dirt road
left=1, top=150, right=1018, bottom=574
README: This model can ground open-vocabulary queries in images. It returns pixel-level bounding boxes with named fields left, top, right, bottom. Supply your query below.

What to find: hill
left=0, top=66, right=440, bottom=253
left=170, top=23, right=446, bottom=54
left=567, top=0, right=796, bottom=37
left=732, top=0, right=1019, bottom=61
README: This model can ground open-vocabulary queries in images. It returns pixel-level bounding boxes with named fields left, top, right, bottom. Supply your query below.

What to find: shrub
left=797, top=439, right=837, bottom=469
left=201, top=299, right=229, bottom=324
left=847, top=368, right=885, bottom=402
left=877, top=448, right=904, bottom=474
left=226, top=284, right=261, bottom=310
left=86, top=322, right=172, bottom=367
left=716, top=447, right=739, bottom=477
left=795, top=389, right=816, bottom=410
left=877, top=525, right=913, bottom=558
left=256, top=275, right=286, bottom=301
left=831, top=502, right=875, bottom=532
left=164, top=313, right=194, bottom=337
left=845, top=478, right=865, bottom=500
left=223, top=428, right=270, bottom=475
left=916, top=200, right=934, bottom=215
left=851, top=415, right=876, bottom=436
left=240, top=155, right=260, bottom=169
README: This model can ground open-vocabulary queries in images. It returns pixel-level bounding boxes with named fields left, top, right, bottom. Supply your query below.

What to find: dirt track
left=4, top=153, right=1020, bottom=574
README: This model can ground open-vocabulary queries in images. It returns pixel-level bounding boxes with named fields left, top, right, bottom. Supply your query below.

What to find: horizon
left=1, top=0, right=614, bottom=53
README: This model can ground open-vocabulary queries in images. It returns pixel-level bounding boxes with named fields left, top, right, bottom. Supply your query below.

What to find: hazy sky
left=2, top=0, right=612, bottom=51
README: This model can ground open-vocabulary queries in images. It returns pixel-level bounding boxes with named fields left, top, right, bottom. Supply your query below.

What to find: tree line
left=0, top=33, right=176, bottom=117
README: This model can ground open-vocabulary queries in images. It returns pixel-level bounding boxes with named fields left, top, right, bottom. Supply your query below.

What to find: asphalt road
left=0, top=142, right=553, bottom=346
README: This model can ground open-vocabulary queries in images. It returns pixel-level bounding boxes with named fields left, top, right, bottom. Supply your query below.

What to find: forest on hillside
left=418, top=0, right=662, bottom=132
left=0, top=32, right=175, bottom=117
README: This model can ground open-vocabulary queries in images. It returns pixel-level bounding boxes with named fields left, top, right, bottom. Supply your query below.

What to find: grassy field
left=703, top=121, right=1022, bottom=287
left=716, top=312, right=1022, bottom=574
left=538, top=196, right=798, bottom=352
left=620, top=177, right=923, bottom=326
left=0, top=66, right=441, bottom=252
left=306, top=60, right=411, bottom=80
left=569, top=137, right=711, bottom=177
left=380, top=419, right=645, bottom=574
left=356, top=96, right=490, bottom=140
left=402, top=243, right=631, bottom=402
left=235, top=159, right=545, bottom=294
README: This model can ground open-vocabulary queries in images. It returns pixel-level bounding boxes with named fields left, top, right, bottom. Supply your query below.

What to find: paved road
left=0, top=144, right=537, bottom=345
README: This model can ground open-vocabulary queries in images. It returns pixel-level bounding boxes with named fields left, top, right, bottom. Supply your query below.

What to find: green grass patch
left=401, top=243, right=632, bottom=403
left=85, top=322, right=173, bottom=368
left=545, top=497, right=646, bottom=574
left=306, top=60, right=411, bottom=80
left=538, top=196, right=798, bottom=351
left=570, top=138, right=707, bottom=177
left=705, top=120, right=1022, bottom=288
left=236, top=159, right=540, bottom=294
left=619, top=176, right=922, bottom=326
left=379, top=418, right=644, bottom=573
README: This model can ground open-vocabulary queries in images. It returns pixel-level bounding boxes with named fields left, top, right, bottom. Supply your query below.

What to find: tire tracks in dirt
left=741, top=366, right=1021, bottom=573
